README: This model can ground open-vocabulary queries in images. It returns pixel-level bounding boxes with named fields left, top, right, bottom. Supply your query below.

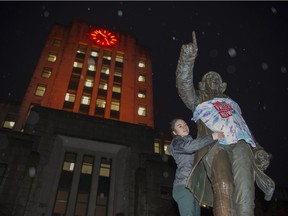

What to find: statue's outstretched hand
left=180, top=31, right=198, bottom=61
left=255, top=149, right=270, bottom=171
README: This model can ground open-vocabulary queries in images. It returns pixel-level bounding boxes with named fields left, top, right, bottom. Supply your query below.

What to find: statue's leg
left=210, top=145, right=236, bottom=216
left=232, top=141, right=255, bottom=216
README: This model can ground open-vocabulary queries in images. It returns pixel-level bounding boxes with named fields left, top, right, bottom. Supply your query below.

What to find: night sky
left=0, top=1, right=288, bottom=188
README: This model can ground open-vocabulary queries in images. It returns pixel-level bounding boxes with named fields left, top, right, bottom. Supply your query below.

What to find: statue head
left=199, top=71, right=227, bottom=94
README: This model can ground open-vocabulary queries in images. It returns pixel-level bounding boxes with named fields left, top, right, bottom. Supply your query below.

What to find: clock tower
left=89, top=28, right=118, bottom=47
left=14, top=20, right=154, bottom=131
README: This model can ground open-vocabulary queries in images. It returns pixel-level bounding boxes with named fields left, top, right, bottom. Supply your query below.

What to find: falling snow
left=261, top=63, right=269, bottom=70
left=281, top=66, right=287, bottom=74
left=271, top=7, right=277, bottom=14
left=117, top=10, right=123, bottom=17
left=228, top=48, right=237, bottom=58
left=43, top=11, right=49, bottom=17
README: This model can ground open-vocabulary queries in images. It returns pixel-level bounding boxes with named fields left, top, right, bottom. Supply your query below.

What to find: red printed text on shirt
left=213, top=101, right=233, bottom=118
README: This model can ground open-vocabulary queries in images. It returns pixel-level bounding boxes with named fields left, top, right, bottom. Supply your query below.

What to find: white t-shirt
left=192, top=97, right=256, bottom=147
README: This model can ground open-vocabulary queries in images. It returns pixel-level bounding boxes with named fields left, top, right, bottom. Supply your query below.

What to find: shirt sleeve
left=172, top=135, right=214, bottom=154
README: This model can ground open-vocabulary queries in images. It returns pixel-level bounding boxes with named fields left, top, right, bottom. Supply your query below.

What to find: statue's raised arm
left=176, top=31, right=200, bottom=112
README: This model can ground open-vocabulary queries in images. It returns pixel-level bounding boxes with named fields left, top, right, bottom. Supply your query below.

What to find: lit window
left=81, top=155, right=94, bottom=174
left=111, top=101, right=120, bottom=111
left=81, top=96, right=91, bottom=105
left=138, top=105, right=146, bottom=116
left=154, top=139, right=160, bottom=154
left=73, top=61, right=83, bottom=68
left=48, top=53, right=57, bottom=62
left=53, top=152, right=76, bottom=215
left=99, top=81, right=108, bottom=90
left=84, top=78, right=94, bottom=87
left=101, top=65, right=110, bottom=74
left=3, top=121, right=15, bottom=129
left=88, top=64, right=96, bottom=71
left=41, top=67, right=52, bottom=78
left=62, top=153, right=76, bottom=172
left=164, top=141, right=171, bottom=155
left=138, top=89, right=146, bottom=98
left=100, top=160, right=111, bottom=177
left=65, top=93, right=76, bottom=102
left=112, top=85, right=121, bottom=93
left=91, top=50, right=99, bottom=57
left=35, top=85, right=46, bottom=96
left=138, top=75, right=146, bottom=82
left=115, top=54, right=124, bottom=63
left=95, top=158, right=112, bottom=215
left=96, top=99, right=106, bottom=108
left=138, top=61, right=145, bottom=68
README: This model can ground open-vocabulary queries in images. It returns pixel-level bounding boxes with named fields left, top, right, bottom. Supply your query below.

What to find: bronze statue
left=176, top=31, right=275, bottom=216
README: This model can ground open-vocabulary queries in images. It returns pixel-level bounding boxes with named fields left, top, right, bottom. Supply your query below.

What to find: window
left=84, top=77, right=94, bottom=87
left=35, top=85, right=46, bottom=96
left=81, top=155, right=94, bottom=174
left=74, top=155, right=94, bottom=216
left=95, top=98, right=106, bottom=117
left=96, top=99, right=106, bottom=108
left=164, top=141, right=171, bottom=155
left=98, top=80, right=108, bottom=90
left=138, top=75, right=146, bottom=82
left=154, top=139, right=160, bottom=154
left=112, top=84, right=121, bottom=93
left=160, top=186, right=173, bottom=211
left=103, top=51, right=111, bottom=61
left=99, top=158, right=111, bottom=177
left=138, top=105, right=146, bottom=116
left=52, top=39, right=61, bottom=47
left=2, top=120, right=15, bottom=129
left=53, top=152, right=77, bottom=215
left=114, top=68, right=122, bottom=77
left=77, top=45, right=87, bottom=54
left=138, top=89, right=146, bottom=98
left=48, top=53, right=57, bottom=62
left=76, top=44, right=87, bottom=60
left=91, top=49, right=99, bottom=57
left=0, top=163, right=7, bottom=184
left=114, top=67, right=123, bottom=83
left=95, top=158, right=112, bottom=215
left=68, top=75, right=80, bottom=91
left=73, top=61, right=83, bottom=68
left=88, top=64, right=96, bottom=71
left=65, top=93, right=76, bottom=102
left=115, top=54, right=123, bottom=63
left=101, top=64, right=110, bottom=75
left=110, top=101, right=120, bottom=111
left=81, top=96, right=91, bottom=105
left=63, top=93, right=75, bottom=110
left=62, top=152, right=76, bottom=171
left=138, top=60, right=146, bottom=68
left=41, top=67, right=52, bottom=78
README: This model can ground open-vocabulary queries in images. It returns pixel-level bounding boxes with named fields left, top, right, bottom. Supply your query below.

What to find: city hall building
left=0, top=20, right=176, bottom=216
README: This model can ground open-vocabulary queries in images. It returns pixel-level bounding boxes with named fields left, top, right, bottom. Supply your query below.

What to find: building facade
left=0, top=105, right=177, bottom=216
left=14, top=20, right=154, bottom=131
left=0, top=20, right=177, bottom=216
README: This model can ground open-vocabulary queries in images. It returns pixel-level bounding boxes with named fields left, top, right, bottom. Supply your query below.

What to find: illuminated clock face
left=89, top=29, right=118, bottom=47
